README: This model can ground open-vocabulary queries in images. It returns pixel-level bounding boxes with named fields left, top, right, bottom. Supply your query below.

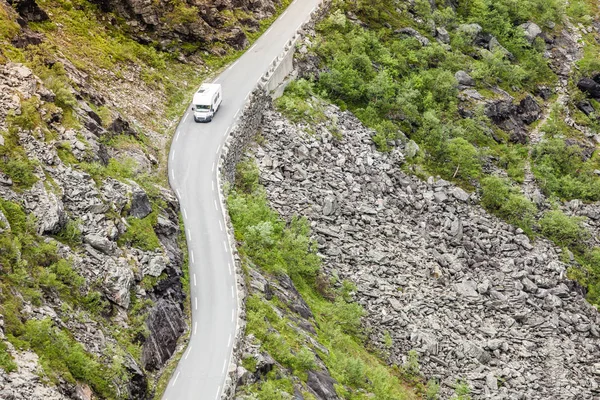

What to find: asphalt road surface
left=164, top=1, right=321, bottom=399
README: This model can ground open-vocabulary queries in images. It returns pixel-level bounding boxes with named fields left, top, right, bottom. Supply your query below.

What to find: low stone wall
left=217, top=1, right=331, bottom=398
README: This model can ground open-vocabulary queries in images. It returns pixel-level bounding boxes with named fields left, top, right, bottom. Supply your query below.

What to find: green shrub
left=445, top=137, right=481, bottom=181
left=540, top=210, right=589, bottom=252
left=15, top=318, right=116, bottom=397
left=55, top=218, right=82, bottom=246
left=235, top=158, right=260, bottom=194
left=532, top=137, right=600, bottom=201
left=451, top=380, right=471, bottom=400
left=480, top=177, right=537, bottom=235
left=119, top=214, right=160, bottom=251
left=0, top=4, right=19, bottom=41
left=0, top=341, right=17, bottom=373
left=275, top=79, right=326, bottom=125
left=0, top=158, right=38, bottom=190
left=6, top=98, right=42, bottom=132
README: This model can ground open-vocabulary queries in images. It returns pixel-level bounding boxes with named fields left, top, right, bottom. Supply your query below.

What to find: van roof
left=193, top=83, right=220, bottom=104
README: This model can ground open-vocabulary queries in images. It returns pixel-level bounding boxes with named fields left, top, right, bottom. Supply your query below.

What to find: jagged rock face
left=0, top=60, right=187, bottom=397
left=87, top=0, right=281, bottom=52
left=307, top=371, right=338, bottom=400
left=253, top=106, right=600, bottom=399
left=483, top=94, right=541, bottom=144
left=141, top=299, right=187, bottom=371
left=7, top=0, right=48, bottom=22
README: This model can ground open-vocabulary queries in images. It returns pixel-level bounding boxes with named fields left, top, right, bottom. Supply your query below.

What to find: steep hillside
left=0, top=0, right=287, bottom=398
left=225, top=0, right=600, bottom=398
left=285, top=0, right=600, bottom=307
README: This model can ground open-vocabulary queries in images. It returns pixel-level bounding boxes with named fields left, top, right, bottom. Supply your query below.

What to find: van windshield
left=196, top=104, right=211, bottom=110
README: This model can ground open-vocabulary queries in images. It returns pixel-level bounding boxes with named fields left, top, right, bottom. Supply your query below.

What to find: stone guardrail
left=216, top=0, right=331, bottom=398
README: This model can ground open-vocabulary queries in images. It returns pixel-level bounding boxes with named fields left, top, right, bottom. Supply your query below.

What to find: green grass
left=229, top=159, right=421, bottom=399
left=9, top=318, right=120, bottom=397
left=118, top=213, right=161, bottom=252
left=0, top=341, right=17, bottom=373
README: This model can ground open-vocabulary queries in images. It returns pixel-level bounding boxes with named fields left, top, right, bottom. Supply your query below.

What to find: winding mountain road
left=164, top=1, right=321, bottom=399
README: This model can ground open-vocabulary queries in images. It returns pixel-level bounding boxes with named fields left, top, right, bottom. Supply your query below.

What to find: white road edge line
left=171, top=150, right=175, bottom=161
left=222, top=359, right=227, bottom=374
left=175, top=130, right=180, bottom=142
left=231, top=309, right=234, bottom=322
left=172, top=371, right=180, bottom=386
left=223, top=241, right=228, bottom=252
left=212, top=162, right=215, bottom=172
left=212, top=180, right=215, bottom=191
left=191, top=250, right=195, bottom=263
left=193, top=273, right=197, bottom=286
left=176, top=189, right=181, bottom=198
left=171, top=170, right=175, bottom=180
left=227, top=333, right=232, bottom=347
left=216, top=144, right=221, bottom=155
left=219, top=220, right=223, bottom=231
left=183, top=113, right=189, bottom=123
left=281, top=10, right=288, bottom=17
left=195, top=297, right=198, bottom=310
left=185, top=345, right=192, bottom=360
left=182, top=208, right=187, bottom=219
left=231, top=286, right=234, bottom=298
left=214, top=200, right=218, bottom=211
left=233, top=108, right=240, bottom=119
left=187, top=229, right=192, bottom=241
left=215, top=386, right=221, bottom=400
left=194, top=322, right=197, bottom=335
left=265, top=27, right=272, bottom=35
left=228, top=263, right=232, bottom=275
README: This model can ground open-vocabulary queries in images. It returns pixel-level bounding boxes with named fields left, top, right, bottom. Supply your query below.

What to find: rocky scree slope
left=246, top=105, right=600, bottom=399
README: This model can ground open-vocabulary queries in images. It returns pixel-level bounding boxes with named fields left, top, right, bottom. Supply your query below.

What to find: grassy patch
left=0, top=341, right=17, bottom=373
left=229, top=159, right=421, bottom=399
left=480, top=176, right=537, bottom=236
left=118, top=213, right=161, bottom=252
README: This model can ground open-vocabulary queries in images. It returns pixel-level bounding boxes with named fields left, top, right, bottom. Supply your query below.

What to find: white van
left=192, top=84, right=222, bottom=122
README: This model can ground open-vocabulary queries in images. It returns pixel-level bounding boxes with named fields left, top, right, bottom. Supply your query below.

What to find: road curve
left=164, top=1, right=321, bottom=399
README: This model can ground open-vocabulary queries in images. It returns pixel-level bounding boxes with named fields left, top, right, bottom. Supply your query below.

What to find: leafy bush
left=14, top=318, right=116, bottom=397
left=532, top=138, right=600, bottom=201
left=119, top=214, right=161, bottom=251
left=275, top=79, right=326, bottom=125
left=540, top=210, right=589, bottom=252
left=0, top=341, right=17, bottom=373
left=55, top=218, right=82, bottom=246
left=0, top=158, right=38, bottom=190
left=480, top=177, right=537, bottom=235
left=0, top=4, right=19, bottom=41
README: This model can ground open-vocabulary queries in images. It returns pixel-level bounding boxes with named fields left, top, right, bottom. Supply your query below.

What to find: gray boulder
left=84, top=233, right=117, bottom=255
left=130, top=187, right=152, bottom=219
left=455, top=70, right=475, bottom=87
left=141, top=299, right=186, bottom=371
left=103, top=258, right=134, bottom=308
left=307, top=370, right=338, bottom=400
left=436, top=27, right=450, bottom=44
left=26, top=181, right=67, bottom=235
left=578, top=78, right=600, bottom=99
left=394, top=27, right=430, bottom=46
left=144, top=255, right=169, bottom=277
left=519, top=22, right=542, bottom=44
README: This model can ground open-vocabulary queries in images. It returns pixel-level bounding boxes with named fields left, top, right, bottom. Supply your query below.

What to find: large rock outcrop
left=87, top=0, right=282, bottom=54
